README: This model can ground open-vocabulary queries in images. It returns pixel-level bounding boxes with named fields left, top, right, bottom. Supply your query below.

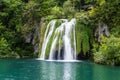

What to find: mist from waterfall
left=40, top=18, right=76, bottom=60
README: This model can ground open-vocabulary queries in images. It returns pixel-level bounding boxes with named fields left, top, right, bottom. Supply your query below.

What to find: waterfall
left=49, top=36, right=58, bottom=60
left=40, top=20, right=56, bottom=60
left=40, top=18, right=76, bottom=60
left=63, top=19, right=76, bottom=60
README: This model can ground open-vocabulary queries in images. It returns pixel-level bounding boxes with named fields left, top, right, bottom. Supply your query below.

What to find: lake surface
left=0, top=59, right=120, bottom=80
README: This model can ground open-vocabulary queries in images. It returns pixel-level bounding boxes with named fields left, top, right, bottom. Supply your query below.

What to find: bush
left=0, top=38, right=19, bottom=58
left=93, top=35, right=120, bottom=65
left=76, top=21, right=93, bottom=56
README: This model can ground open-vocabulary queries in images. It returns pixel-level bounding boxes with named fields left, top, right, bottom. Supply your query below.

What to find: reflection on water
left=48, top=62, right=57, bottom=80
left=63, top=63, right=76, bottom=80
left=0, top=59, right=120, bottom=80
left=40, top=61, right=76, bottom=80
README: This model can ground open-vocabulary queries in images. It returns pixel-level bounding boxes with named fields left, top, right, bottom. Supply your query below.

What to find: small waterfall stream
left=40, top=20, right=56, bottom=60
left=40, top=18, right=76, bottom=60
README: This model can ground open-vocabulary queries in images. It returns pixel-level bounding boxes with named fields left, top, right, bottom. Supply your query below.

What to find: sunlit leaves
left=94, top=35, right=120, bottom=65
left=89, top=0, right=120, bottom=27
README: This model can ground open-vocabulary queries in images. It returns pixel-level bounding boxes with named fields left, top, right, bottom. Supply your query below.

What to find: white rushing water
left=40, top=18, right=76, bottom=60
left=40, top=20, right=56, bottom=60
left=64, top=19, right=76, bottom=60
left=49, top=36, right=58, bottom=60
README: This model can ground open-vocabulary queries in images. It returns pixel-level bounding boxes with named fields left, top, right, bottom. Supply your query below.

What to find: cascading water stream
left=63, top=19, right=76, bottom=60
left=49, top=36, right=58, bottom=60
left=40, top=20, right=56, bottom=60
left=40, top=18, right=76, bottom=61
left=73, top=20, right=77, bottom=59
left=49, top=20, right=67, bottom=60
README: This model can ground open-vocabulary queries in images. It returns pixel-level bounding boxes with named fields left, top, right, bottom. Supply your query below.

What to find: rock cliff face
left=24, top=23, right=41, bottom=54
left=23, top=17, right=47, bottom=57
left=94, top=22, right=109, bottom=42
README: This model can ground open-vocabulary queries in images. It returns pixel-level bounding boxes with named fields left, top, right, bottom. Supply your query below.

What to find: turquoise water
left=0, top=59, right=120, bottom=80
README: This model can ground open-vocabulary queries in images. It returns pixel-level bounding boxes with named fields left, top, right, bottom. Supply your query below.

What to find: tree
left=63, top=0, right=76, bottom=18
left=89, top=0, right=120, bottom=27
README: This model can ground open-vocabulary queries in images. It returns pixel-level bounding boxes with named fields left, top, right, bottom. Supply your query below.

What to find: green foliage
left=39, top=0, right=53, bottom=17
left=21, top=0, right=40, bottom=34
left=51, top=0, right=66, bottom=6
left=0, top=38, right=19, bottom=58
left=110, top=26, right=120, bottom=37
left=0, top=0, right=23, bottom=30
left=51, top=6, right=63, bottom=19
left=76, top=21, right=92, bottom=55
left=93, top=35, right=120, bottom=65
left=0, top=38, right=11, bottom=56
left=89, top=0, right=120, bottom=27
left=75, top=12, right=90, bottom=25
left=63, top=0, right=75, bottom=18
left=0, top=0, right=35, bottom=58
left=75, top=12, right=93, bottom=56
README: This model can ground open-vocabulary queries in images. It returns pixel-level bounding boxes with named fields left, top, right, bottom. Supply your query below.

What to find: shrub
left=93, top=35, right=120, bottom=65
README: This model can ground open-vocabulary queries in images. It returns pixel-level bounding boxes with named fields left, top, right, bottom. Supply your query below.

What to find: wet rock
left=94, top=22, right=109, bottom=42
